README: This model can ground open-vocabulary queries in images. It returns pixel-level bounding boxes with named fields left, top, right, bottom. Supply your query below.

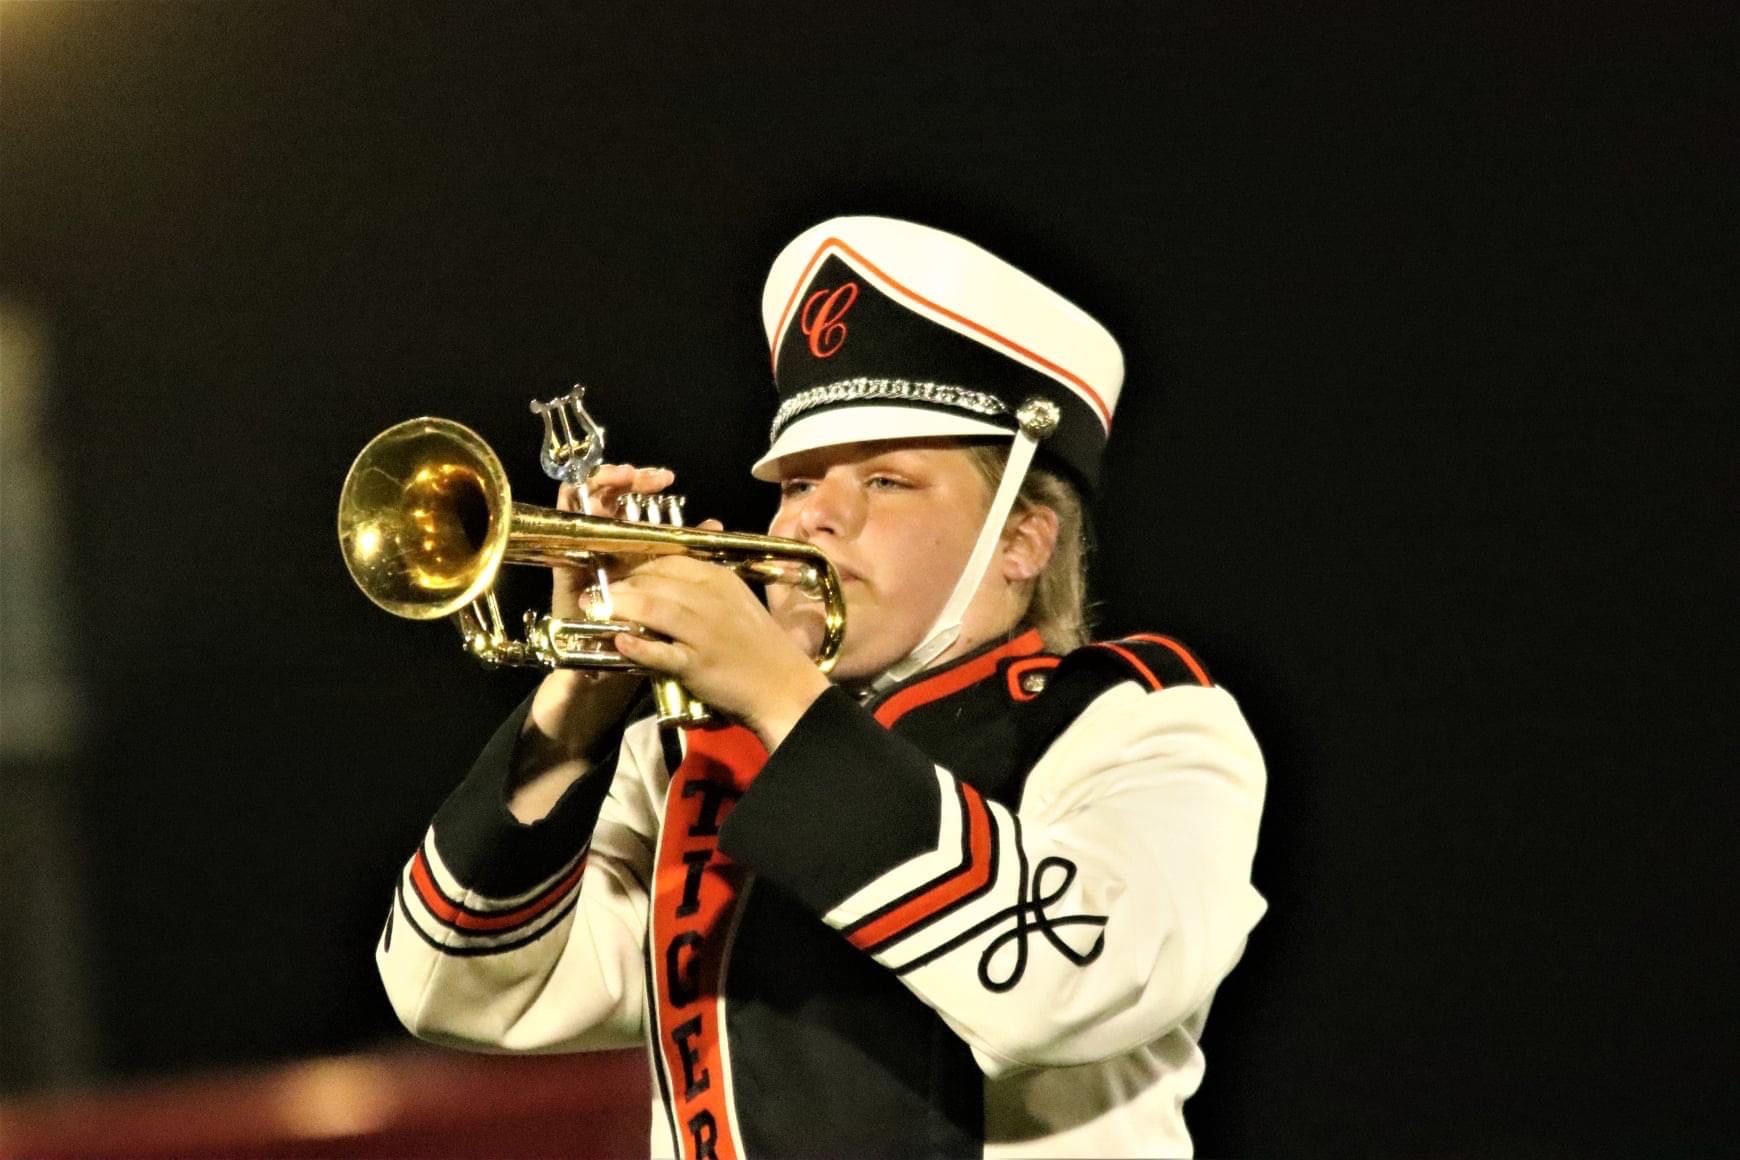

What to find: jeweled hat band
left=754, top=218, right=1124, bottom=494
left=769, top=378, right=1008, bottom=441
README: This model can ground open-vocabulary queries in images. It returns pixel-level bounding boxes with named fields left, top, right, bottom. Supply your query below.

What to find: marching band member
left=377, top=217, right=1267, bottom=1158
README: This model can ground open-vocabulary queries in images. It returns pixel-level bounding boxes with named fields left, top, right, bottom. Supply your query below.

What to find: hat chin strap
left=870, top=399, right=1060, bottom=693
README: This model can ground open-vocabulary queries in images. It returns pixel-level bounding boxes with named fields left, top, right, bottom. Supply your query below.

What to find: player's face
left=766, top=439, right=996, bottom=683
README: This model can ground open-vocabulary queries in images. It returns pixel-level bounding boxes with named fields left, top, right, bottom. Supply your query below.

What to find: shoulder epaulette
left=1011, top=633, right=1213, bottom=767
left=1077, top=633, right=1213, bottom=691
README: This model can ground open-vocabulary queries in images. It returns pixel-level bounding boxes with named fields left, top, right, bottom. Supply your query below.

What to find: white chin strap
left=870, top=398, right=1061, bottom=693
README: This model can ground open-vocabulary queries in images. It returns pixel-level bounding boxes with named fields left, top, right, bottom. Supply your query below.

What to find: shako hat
left=753, top=216, right=1124, bottom=494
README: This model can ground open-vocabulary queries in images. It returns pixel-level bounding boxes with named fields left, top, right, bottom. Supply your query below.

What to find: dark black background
left=3, top=2, right=1734, bottom=1155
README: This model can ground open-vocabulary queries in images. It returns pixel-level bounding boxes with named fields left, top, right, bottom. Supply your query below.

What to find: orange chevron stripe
left=845, top=782, right=993, bottom=953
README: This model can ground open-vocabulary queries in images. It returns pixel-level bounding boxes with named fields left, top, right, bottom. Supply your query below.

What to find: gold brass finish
left=338, top=419, right=513, bottom=620
left=338, top=415, right=846, bottom=727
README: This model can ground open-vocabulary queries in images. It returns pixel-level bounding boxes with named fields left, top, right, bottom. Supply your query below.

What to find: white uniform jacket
left=377, top=629, right=1267, bottom=1158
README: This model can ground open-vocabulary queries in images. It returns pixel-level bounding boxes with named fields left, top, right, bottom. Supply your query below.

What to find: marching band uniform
left=377, top=218, right=1266, bottom=1158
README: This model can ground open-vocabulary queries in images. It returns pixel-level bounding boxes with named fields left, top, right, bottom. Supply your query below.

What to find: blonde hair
left=963, top=442, right=1094, bottom=654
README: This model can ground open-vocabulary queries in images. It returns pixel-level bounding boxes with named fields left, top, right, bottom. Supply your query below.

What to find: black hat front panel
left=770, top=253, right=1110, bottom=492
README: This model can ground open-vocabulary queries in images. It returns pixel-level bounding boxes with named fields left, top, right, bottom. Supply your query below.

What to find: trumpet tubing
left=338, top=415, right=845, bottom=726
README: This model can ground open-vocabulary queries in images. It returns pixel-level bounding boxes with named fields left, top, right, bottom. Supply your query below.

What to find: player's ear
left=1002, top=503, right=1059, bottom=583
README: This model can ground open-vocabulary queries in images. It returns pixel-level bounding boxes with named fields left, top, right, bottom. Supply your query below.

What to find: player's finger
left=613, top=630, right=688, bottom=677
left=610, top=575, right=702, bottom=634
left=630, top=466, right=674, bottom=493
left=573, top=464, right=630, bottom=514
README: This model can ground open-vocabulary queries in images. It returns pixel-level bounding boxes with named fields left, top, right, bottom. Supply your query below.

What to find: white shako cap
left=753, top=216, right=1124, bottom=690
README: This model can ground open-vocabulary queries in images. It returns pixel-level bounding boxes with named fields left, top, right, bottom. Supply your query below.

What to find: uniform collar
left=859, top=628, right=1046, bottom=728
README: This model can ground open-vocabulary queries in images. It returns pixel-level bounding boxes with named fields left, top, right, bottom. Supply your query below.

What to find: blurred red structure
left=0, top=1046, right=647, bottom=1159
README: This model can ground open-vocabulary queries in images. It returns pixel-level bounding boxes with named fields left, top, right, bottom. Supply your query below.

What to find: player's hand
left=551, top=464, right=675, bottom=619
left=608, top=556, right=831, bottom=749
left=516, top=463, right=681, bottom=818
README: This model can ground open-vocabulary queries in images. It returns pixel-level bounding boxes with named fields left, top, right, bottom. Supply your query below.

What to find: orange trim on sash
left=651, top=725, right=767, bottom=1160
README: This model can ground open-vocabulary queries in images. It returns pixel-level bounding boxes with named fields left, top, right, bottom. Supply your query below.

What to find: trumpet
left=337, top=387, right=846, bottom=727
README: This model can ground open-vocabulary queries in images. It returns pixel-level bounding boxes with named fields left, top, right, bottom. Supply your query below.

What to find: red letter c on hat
left=800, top=282, right=859, bottom=358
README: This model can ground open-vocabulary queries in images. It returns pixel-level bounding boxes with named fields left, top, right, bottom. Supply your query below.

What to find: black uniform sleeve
left=718, top=687, right=942, bottom=913
left=428, top=693, right=630, bottom=897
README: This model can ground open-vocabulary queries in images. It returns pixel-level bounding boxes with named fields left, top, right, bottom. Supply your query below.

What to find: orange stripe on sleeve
left=409, top=848, right=587, bottom=933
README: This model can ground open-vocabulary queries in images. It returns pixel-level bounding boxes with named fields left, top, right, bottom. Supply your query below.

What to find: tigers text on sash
left=650, top=724, right=766, bottom=1160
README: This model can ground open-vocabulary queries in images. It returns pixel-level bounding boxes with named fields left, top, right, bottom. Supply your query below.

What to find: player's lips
left=807, top=549, right=863, bottom=584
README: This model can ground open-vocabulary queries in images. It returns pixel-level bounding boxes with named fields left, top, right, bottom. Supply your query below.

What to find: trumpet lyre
left=337, top=408, right=846, bottom=727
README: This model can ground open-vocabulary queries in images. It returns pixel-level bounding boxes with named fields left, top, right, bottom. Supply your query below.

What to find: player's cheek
left=763, top=585, right=796, bottom=621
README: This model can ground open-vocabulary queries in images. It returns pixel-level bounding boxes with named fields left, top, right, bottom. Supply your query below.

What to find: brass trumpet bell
left=337, top=414, right=846, bottom=726
left=338, top=418, right=513, bottom=620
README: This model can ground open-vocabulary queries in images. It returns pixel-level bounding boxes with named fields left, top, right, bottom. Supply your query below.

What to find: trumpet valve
left=615, top=491, right=687, bottom=527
